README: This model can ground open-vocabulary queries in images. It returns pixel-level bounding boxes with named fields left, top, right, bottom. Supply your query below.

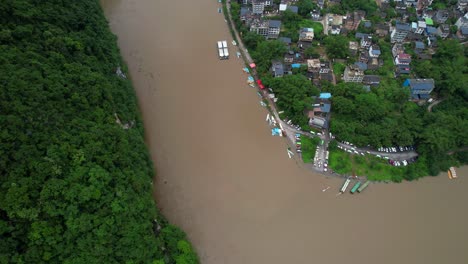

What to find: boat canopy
left=249, top=63, right=256, bottom=68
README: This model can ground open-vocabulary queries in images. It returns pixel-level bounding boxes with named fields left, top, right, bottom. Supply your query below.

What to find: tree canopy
left=0, top=1, right=198, bottom=263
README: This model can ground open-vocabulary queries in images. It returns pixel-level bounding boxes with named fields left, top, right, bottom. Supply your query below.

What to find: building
left=437, top=24, right=450, bottom=38
left=330, top=25, right=341, bottom=35
left=360, top=35, right=373, bottom=48
left=391, top=43, right=405, bottom=57
left=412, top=21, right=426, bottom=34
left=456, top=13, right=468, bottom=29
left=252, top=0, right=266, bottom=14
left=319, top=62, right=334, bottom=82
left=414, top=41, right=425, bottom=51
left=240, top=7, right=252, bottom=22
left=403, top=78, right=435, bottom=100
left=391, top=21, right=411, bottom=42
left=250, top=20, right=269, bottom=36
left=368, top=45, right=381, bottom=58
left=395, top=53, right=411, bottom=75
left=417, top=0, right=434, bottom=13
left=343, top=11, right=365, bottom=31
left=457, top=0, right=468, bottom=12
left=287, top=5, right=299, bottom=13
left=349, top=41, right=359, bottom=55
left=309, top=116, right=328, bottom=129
left=354, top=61, right=368, bottom=71
left=375, top=23, right=389, bottom=37
left=434, top=9, right=449, bottom=23
left=307, top=59, right=321, bottom=72
left=271, top=60, right=284, bottom=77
left=268, top=20, right=281, bottom=39
left=343, top=65, right=364, bottom=83
left=457, top=26, right=468, bottom=39
left=299, top=28, right=314, bottom=42
left=278, top=37, right=292, bottom=45
left=363, top=75, right=381, bottom=87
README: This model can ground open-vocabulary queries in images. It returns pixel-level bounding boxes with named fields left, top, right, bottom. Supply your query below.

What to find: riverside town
left=219, top=0, right=467, bottom=185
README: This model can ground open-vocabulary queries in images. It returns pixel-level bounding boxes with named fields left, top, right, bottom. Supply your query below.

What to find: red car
left=256, top=79, right=265, bottom=89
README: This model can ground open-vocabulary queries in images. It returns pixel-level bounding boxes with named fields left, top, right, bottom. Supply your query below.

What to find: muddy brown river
left=101, top=1, right=468, bottom=263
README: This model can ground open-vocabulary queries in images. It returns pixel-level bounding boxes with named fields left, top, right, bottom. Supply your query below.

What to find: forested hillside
left=0, top=1, right=197, bottom=263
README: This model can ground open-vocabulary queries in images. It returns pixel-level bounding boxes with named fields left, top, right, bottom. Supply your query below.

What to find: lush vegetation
left=300, top=136, right=320, bottom=163
left=328, top=142, right=429, bottom=182
left=0, top=1, right=198, bottom=263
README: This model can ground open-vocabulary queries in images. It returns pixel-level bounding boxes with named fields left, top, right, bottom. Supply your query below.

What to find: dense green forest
left=0, top=1, right=198, bottom=263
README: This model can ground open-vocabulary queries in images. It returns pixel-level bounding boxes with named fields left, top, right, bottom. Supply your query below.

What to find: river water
left=101, top=1, right=468, bottom=263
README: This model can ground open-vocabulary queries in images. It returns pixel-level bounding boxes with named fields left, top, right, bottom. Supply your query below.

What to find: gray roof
left=364, top=21, right=372, bottom=28
left=426, top=26, right=437, bottom=34
left=240, top=7, right=251, bottom=17
left=363, top=75, right=380, bottom=85
left=355, top=32, right=369, bottom=39
left=272, top=61, right=284, bottom=76
left=278, top=37, right=292, bottom=44
left=395, top=21, right=411, bottom=31
left=287, top=6, right=299, bottom=13
left=269, top=20, right=282, bottom=28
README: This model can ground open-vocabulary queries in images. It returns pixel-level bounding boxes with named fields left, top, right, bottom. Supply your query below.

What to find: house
left=359, top=52, right=370, bottom=63
left=437, top=24, right=450, bottom=38
left=391, top=43, right=405, bottom=57
left=299, top=28, right=314, bottom=42
left=391, top=21, right=411, bottom=42
left=367, top=57, right=382, bottom=70
left=354, top=61, right=368, bottom=71
left=405, top=0, right=417, bottom=7
left=456, top=13, right=468, bottom=28
left=363, top=75, right=381, bottom=87
left=457, top=0, right=468, bottom=12
left=412, top=21, right=426, bottom=34
left=278, top=37, right=292, bottom=45
left=403, top=78, right=435, bottom=100
left=311, top=10, right=321, bottom=20
left=360, top=35, right=373, bottom=48
left=434, top=10, right=449, bottom=23
left=343, top=65, right=364, bottom=83
left=363, top=21, right=372, bottom=29
left=297, top=40, right=312, bottom=50
left=252, top=0, right=266, bottom=14
left=414, top=41, right=425, bottom=52
left=330, top=14, right=344, bottom=26
left=307, top=59, right=321, bottom=72
left=284, top=51, right=294, bottom=63
left=349, top=41, right=359, bottom=55
left=268, top=20, right=281, bottom=39
left=368, top=45, right=381, bottom=58
left=287, top=5, right=299, bottom=13
left=417, top=0, right=433, bottom=13
left=343, top=11, right=366, bottom=31
left=425, top=18, right=434, bottom=27
left=375, top=23, right=390, bottom=36
left=250, top=19, right=269, bottom=36
left=425, top=26, right=437, bottom=36
left=240, top=7, right=253, bottom=23
left=319, top=64, right=334, bottom=82
left=309, top=116, right=328, bottom=129
left=457, top=26, right=468, bottom=39
left=422, top=9, right=436, bottom=19
left=395, top=53, right=411, bottom=75
left=271, top=60, right=285, bottom=77
left=317, top=0, right=325, bottom=9
left=330, top=25, right=341, bottom=35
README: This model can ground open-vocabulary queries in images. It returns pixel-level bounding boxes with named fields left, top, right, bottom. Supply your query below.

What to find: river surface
left=101, top=1, right=468, bottom=263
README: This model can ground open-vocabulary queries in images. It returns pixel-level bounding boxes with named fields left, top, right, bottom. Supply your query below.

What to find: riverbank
left=102, top=0, right=468, bottom=263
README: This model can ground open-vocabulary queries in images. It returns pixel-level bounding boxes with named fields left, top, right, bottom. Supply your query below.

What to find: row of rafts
left=340, top=178, right=370, bottom=194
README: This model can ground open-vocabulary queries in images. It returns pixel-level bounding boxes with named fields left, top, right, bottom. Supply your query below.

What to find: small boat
left=218, top=8, right=222, bottom=13
left=448, top=167, right=457, bottom=179
left=232, top=40, right=237, bottom=46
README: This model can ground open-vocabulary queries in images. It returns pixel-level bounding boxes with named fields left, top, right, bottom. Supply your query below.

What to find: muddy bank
left=101, top=0, right=468, bottom=263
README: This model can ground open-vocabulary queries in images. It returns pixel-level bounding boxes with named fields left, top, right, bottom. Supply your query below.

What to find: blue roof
left=269, top=20, right=282, bottom=28
left=291, top=63, right=301, bottom=68
left=426, top=26, right=437, bottom=34
left=404, top=79, right=435, bottom=91
left=415, top=41, right=425, bottom=49
left=371, top=49, right=381, bottom=55
left=364, top=21, right=372, bottom=28
left=354, top=62, right=368, bottom=70
left=396, top=21, right=411, bottom=31
left=319, top=93, right=332, bottom=99
left=287, top=6, right=299, bottom=13
left=461, top=27, right=468, bottom=35
left=320, top=103, right=331, bottom=113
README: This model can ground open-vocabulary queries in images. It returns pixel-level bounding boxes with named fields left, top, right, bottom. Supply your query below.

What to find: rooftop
left=425, top=18, right=434, bottom=25
left=269, top=20, right=282, bottom=28
left=395, top=21, right=411, bottom=31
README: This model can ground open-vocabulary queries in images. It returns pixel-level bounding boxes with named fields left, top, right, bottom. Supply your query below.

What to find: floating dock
left=350, top=181, right=361, bottom=194
left=448, top=167, right=457, bottom=179
left=357, top=181, right=370, bottom=193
